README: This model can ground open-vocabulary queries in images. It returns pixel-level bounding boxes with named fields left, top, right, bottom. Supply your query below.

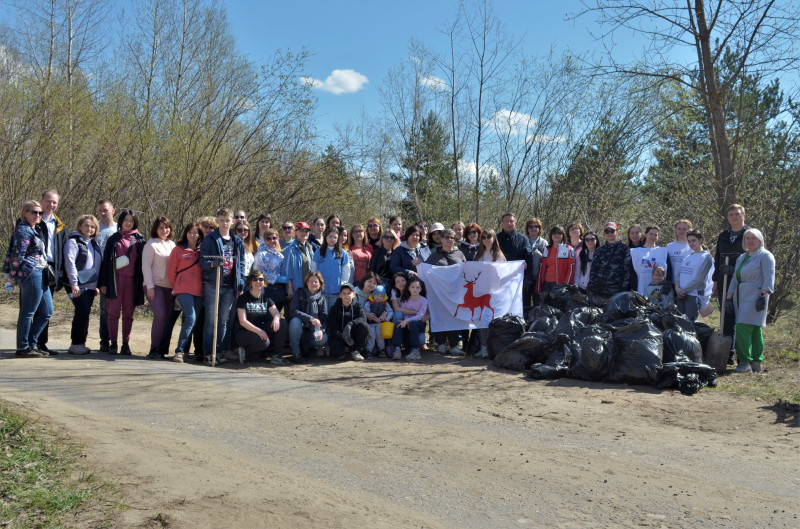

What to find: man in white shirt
left=38, top=190, right=66, bottom=354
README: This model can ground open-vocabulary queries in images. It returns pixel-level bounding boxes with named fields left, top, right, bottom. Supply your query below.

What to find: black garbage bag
left=528, top=315, right=558, bottom=333
left=571, top=306, right=603, bottom=325
left=602, top=291, right=650, bottom=322
left=662, top=329, right=702, bottom=363
left=659, top=310, right=697, bottom=336
left=609, top=319, right=663, bottom=385
left=609, top=317, right=637, bottom=330
left=525, top=342, right=571, bottom=380
left=527, top=305, right=562, bottom=324
left=493, top=335, right=549, bottom=371
left=541, top=284, right=582, bottom=312
left=693, top=322, right=714, bottom=352
left=570, top=326, right=617, bottom=381
left=553, top=312, right=585, bottom=342
left=647, top=362, right=718, bottom=395
left=487, top=314, right=526, bottom=360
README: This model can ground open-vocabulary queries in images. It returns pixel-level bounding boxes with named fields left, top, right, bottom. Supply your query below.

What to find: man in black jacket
left=496, top=213, right=531, bottom=263
left=712, top=204, right=750, bottom=361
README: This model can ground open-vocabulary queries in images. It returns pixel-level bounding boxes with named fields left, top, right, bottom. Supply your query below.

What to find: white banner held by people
left=417, top=261, right=524, bottom=332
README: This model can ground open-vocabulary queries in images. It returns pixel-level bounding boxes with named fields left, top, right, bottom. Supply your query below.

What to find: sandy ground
left=0, top=304, right=798, bottom=528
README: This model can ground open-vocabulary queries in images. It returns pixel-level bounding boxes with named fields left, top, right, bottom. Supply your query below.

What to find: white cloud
left=486, top=109, right=536, bottom=136
left=301, top=69, right=368, bottom=95
left=458, top=159, right=499, bottom=179
left=420, top=75, right=447, bottom=91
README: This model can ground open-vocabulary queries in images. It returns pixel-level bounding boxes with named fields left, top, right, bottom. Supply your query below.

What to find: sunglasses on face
left=584, top=237, right=597, bottom=242
left=604, top=229, right=616, bottom=234
left=481, top=235, right=493, bottom=240
left=418, top=224, right=428, bottom=229
left=382, top=235, right=394, bottom=240
left=367, top=223, right=380, bottom=228
left=282, top=226, right=293, bottom=231
left=234, top=215, right=246, bottom=220
left=251, top=277, right=265, bottom=282
left=443, top=235, right=455, bottom=240
left=236, top=228, right=249, bottom=234
left=29, top=210, right=43, bottom=215
left=266, top=236, right=278, bottom=241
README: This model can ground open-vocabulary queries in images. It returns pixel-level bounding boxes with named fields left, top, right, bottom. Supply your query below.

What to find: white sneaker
left=407, top=349, right=422, bottom=361
left=237, top=347, right=247, bottom=365
left=477, top=346, right=489, bottom=359
left=68, top=344, right=90, bottom=355
left=393, top=349, right=403, bottom=361
left=448, top=347, right=465, bottom=356
left=351, top=351, right=365, bottom=361
left=172, top=352, right=184, bottom=363
left=750, top=362, right=762, bottom=372
left=437, top=344, right=446, bottom=354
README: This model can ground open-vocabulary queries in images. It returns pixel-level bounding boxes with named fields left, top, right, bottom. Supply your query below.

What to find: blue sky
left=226, top=1, right=608, bottom=141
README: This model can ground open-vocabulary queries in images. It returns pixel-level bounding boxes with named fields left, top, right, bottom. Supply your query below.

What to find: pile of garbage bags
left=488, top=286, right=719, bottom=395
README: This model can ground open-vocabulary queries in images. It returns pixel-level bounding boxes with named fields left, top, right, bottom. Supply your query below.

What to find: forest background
left=0, top=0, right=798, bottom=322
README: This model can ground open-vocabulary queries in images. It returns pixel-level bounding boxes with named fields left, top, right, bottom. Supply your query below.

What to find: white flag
left=417, top=261, right=524, bottom=332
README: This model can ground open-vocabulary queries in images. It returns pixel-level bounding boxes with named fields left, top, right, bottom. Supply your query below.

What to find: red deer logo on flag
left=454, top=271, right=495, bottom=320
left=418, top=261, right=524, bottom=332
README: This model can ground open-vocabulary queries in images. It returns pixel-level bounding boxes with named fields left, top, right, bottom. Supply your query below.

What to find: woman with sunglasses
left=279, top=222, right=295, bottom=249
left=587, top=222, right=633, bottom=299
left=234, top=269, right=289, bottom=365
left=369, top=230, right=400, bottom=285
left=459, top=223, right=482, bottom=261
left=536, top=226, right=576, bottom=294
left=524, top=217, right=547, bottom=308
left=7, top=201, right=53, bottom=357
left=572, top=232, right=598, bottom=293
left=234, top=220, right=257, bottom=276
left=475, top=229, right=506, bottom=262
left=253, top=228, right=289, bottom=313
left=365, top=217, right=383, bottom=250
left=425, top=229, right=467, bottom=355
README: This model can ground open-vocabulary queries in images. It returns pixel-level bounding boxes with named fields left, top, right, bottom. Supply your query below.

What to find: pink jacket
left=167, top=245, right=203, bottom=296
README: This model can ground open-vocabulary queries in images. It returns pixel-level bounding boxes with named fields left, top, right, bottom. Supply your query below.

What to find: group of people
left=4, top=194, right=775, bottom=373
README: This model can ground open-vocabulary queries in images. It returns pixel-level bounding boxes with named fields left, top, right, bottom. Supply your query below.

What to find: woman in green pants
left=726, top=228, right=775, bottom=373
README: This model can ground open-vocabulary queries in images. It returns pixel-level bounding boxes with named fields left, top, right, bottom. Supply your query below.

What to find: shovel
left=705, top=257, right=732, bottom=374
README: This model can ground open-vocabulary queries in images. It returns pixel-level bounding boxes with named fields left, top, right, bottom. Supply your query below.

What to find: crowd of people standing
left=3, top=194, right=775, bottom=374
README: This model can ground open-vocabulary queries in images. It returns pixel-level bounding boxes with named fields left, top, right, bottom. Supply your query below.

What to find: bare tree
left=575, top=0, right=800, bottom=217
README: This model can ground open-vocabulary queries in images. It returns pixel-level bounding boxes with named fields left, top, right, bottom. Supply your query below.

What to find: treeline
left=1, top=0, right=798, bottom=319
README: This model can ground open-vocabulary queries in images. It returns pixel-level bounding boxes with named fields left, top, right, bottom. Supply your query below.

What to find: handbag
left=77, top=268, right=98, bottom=285
left=115, top=255, right=130, bottom=269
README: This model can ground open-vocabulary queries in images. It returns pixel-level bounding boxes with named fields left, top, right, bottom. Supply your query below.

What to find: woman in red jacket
left=167, top=223, right=204, bottom=363
left=537, top=225, right=575, bottom=294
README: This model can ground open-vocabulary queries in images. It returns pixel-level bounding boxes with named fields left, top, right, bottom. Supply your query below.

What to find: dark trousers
left=233, top=318, right=288, bottom=360
left=432, top=330, right=461, bottom=348
left=99, top=293, right=110, bottom=344
left=157, top=306, right=181, bottom=355
left=328, top=321, right=370, bottom=356
left=70, top=289, right=96, bottom=345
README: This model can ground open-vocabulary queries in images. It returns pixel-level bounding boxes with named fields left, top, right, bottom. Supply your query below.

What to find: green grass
left=707, top=310, right=800, bottom=404
left=0, top=403, right=115, bottom=528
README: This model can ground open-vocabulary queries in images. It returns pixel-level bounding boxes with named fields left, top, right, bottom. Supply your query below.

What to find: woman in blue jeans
left=6, top=200, right=53, bottom=357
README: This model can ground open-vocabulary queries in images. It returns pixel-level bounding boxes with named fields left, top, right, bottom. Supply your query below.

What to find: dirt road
left=0, top=306, right=797, bottom=528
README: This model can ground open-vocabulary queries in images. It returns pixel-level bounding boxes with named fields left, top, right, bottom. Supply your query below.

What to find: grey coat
left=728, top=247, right=775, bottom=327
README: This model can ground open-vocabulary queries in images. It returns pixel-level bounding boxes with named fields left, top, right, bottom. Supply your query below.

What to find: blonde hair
left=198, top=216, right=218, bottom=229
left=76, top=215, right=100, bottom=239
left=19, top=200, right=41, bottom=221
left=742, top=228, right=765, bottom=250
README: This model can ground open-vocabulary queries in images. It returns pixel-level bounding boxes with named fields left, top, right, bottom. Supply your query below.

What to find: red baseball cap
left=295, top=221, right=310, bottom=230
